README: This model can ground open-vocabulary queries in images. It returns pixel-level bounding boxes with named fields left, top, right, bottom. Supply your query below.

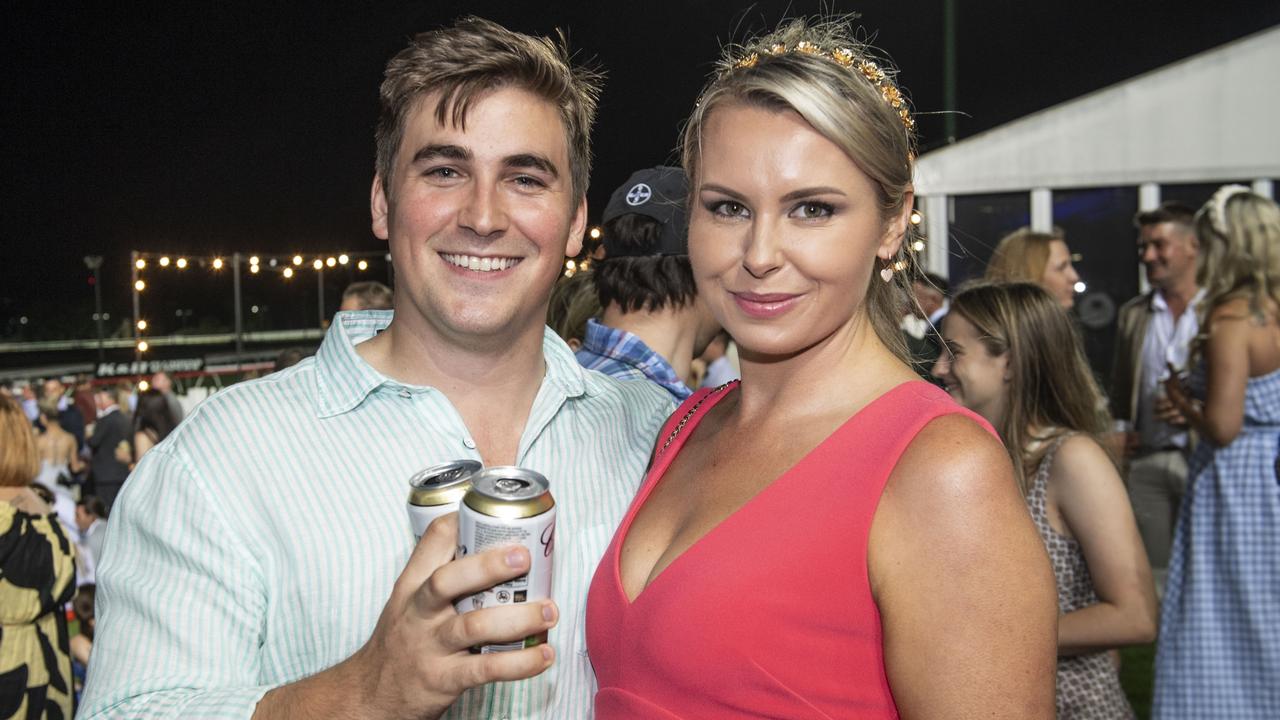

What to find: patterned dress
left=0, top=503, right=77, bottom=719
left=1154, top=367, right=1280, bottom=718
left=1028, top=435, right=1135, bottom=719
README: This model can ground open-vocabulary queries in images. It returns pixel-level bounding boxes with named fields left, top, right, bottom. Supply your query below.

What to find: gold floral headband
left=730, top=40, right=914, bottom=131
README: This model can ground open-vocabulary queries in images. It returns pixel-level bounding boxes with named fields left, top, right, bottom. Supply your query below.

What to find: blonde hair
left=1194, top=189, right=1280, bottom=324
left=949, top=282, right=1110, bottom=494
left=985, top=227, right=1061, bottom=285
left=0, top=394, right=39, bottom=488
left=680, top=17, right=918, bottom=361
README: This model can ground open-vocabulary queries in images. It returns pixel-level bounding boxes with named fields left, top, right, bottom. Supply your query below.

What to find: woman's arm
left=1048, top=435, right=1157, bottom=655
left=1166, top=300, right=1251, bottom=446
left=870, top=415, right=1058, bottom=719
left=65, top=435, right=85, bottom=474
left=133, top=430, right=157, bottom=463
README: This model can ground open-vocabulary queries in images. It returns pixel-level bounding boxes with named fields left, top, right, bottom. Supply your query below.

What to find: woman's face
left=933, top=312, right=1009, bottom=426
left=688, top=103, right=907, bottom=358
left=1040, top=239, right=1080, bottom=309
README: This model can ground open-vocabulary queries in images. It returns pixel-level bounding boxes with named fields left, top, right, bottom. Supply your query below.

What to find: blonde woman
left=934, top=282, right=1156, bottom=718
left=1155, top=187, right=1280, bottom=719
left=586, top=18, right=1056, bottom=718
left=986, top=227, right=1081, bottom=308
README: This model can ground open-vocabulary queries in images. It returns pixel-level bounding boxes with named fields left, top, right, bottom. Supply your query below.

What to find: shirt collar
left=313, top=310, right=587, bottom=418
left=1151, top=287, right=1207, bottom=314
left=581, top=318, right=691, bottom=399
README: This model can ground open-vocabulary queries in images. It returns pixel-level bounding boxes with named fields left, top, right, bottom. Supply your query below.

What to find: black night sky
left=3, top=1, right=1277, bottom=341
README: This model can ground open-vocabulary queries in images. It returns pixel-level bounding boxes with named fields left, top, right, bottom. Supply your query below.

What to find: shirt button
left=463, top=438, right=477, bottom=449
left=398, top=389, right=411, bottom=399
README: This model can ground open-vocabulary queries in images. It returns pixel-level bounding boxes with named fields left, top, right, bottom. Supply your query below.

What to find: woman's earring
left=880, top=263, right=894, bottom=283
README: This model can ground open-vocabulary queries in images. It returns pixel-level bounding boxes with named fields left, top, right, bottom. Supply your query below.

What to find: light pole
left=84, top=255, right=104, bottom=362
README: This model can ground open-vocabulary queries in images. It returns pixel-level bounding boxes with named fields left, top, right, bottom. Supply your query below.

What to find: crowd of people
left=0, top=13, right=1275, bottom=720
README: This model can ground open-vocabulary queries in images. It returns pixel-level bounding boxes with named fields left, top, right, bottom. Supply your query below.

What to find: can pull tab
left=494, top=478, right=530, bottom=494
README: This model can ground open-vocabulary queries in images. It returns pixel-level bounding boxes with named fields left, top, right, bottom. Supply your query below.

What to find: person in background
left=74, top=495, right=108, bottom=578
left=80, top=17, right=673, bottom=720
left=273, top=347, right=307, bottom=371
left=338, top=280, right=394, bottom=311
left=696, top=331, right=740, bottom=389
left=1154, top=186, right=1280, bottom=719
left=987, top=226, right=1081, bottom=309
left=935, top=282, right=1156, bottom=718
left=575, top=166, right=721, bottom=400
left=901, top=270, right=950, bottom=383
left=546, top=269, right=600, bottom=351
left=116, top=388, right=179, bottom=467
left=71, top=583, right=97, bottom=703
left=35, top=401, right=85, bottom=528
left=149, top=371, right=185, bottom=425
left=0, top=393, right=77, bottom=719
left=587, top=18, right=1056, bottom=718
left=1110, top=201, right=1202, bottom=593
left=40, top=376, right=86, bottom=453
left=85, top=384, right=130, bottom=511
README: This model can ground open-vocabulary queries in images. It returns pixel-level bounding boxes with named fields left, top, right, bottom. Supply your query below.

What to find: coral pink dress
left=586, top=380, right=993, bottom=719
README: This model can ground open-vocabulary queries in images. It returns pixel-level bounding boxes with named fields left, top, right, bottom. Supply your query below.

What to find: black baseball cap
left=600, top=166, right=689, bottom=257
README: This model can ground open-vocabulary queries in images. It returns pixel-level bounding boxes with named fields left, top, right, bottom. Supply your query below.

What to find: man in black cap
left=575, top=166, right=720, bottom=400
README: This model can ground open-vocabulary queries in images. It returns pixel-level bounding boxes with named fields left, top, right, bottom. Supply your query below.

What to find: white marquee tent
left=914, top=25, right=1280, bottom=277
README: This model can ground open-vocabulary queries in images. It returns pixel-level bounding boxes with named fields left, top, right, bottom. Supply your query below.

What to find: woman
left=0, top=394, right=77, bottom=718
left=934, top=282, right=1157, bottom=718
left=586, top=18, right=1057, bottom=718
left=986, top=227, right=1081, bottom=308
left=115, top=388, right=177, bottom=467
left=1154, top=187, right=1280, bottom=719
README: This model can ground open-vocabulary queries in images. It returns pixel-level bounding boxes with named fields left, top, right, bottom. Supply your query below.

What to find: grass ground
left=1120, top=643, right=1156, bottom=718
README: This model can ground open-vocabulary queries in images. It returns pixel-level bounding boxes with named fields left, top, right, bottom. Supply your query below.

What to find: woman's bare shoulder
left=891, top=413, right=1012, bottom=499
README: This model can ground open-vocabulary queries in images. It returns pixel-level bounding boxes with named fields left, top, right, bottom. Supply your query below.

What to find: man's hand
left=254, top=513, right=557, bottom=720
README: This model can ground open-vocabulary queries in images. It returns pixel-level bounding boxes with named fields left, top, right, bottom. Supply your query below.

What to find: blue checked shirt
left=574, top=318, right=692, bottom=401
left=80, top=311, right=675, bottom=719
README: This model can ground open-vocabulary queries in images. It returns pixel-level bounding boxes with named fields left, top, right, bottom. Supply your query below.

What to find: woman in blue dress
left=1156, top=186, right=1280, bottom=718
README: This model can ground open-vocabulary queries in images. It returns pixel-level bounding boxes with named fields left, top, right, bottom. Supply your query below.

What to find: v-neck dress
left=585, top=380, right=993, bottom=719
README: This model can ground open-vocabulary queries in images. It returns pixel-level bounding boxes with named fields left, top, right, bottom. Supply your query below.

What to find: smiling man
left=80, top=18, right=673, bottom=720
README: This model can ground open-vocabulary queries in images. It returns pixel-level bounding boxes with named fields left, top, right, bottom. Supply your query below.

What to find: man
left=80, top=18, right=673, bottom=720
left=75, top=495, right=108, bottom=582
left=339, top=280, right=395, bottom=311
left=41, top=376, right=86, bottom=452
left=575, top=166, right=720, bottom=400
left=1111, top=201, right=1202, bottom=591
left=85, top=383, right=130, bottom=511
left=901, top=271, right=949, bottom=384
left=149, top=371, right=186, bottom=424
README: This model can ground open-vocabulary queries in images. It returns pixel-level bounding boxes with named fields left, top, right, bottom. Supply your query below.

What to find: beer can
left=407, top=460, right=481, bottom=539
left=455, top=466, right=556, bottom=653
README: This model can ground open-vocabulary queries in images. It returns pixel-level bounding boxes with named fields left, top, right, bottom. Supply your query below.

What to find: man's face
left=75, top=505, right=92, bottom=531
left=150, top=372, right=172, bottom=394
left=43, top=379, right=65, bottom=401
left=1138, top=222, right=1198, bottom=290
left=94, top=390, right=113, bottom=411
left=370, top=86, right=585, bottom=348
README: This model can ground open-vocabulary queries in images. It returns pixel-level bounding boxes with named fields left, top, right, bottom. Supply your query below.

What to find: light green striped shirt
left=80, top=311, right=674, bottom=719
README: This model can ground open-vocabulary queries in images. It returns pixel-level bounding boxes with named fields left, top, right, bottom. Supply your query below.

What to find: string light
left=176, top=258, right=188, bottom=269
left=249, top=264, right=260, bottom=274
left=283, top=267, right=294, bottom=278
left=293, top=255, right=303, bottom=266
left=326, top=257, right=336, bottom=268
left=138, top=380, right=150, bottom=391
left=134, top=280, right=146, bottom=291
left=159, top=257, right=170, bottom=267
left=135, top=259, right=147, bottom=269
left=357, top=260, right=368, bottom=271
left=249, top=255, right=260, bottom=265
left=338, top=254, right=349, bottom=265
left=137, top=340, right=149, bottom=352
left=136, top=320, right=147, bottom=330
left=313, top=259, right=323, bottom=270
left=212, top=257, right=224, bottom=270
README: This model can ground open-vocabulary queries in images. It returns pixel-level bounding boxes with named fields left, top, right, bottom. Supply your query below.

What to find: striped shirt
left=574, top=319, right=692, bottom=401
left=79, top=311, right=675, bottom=719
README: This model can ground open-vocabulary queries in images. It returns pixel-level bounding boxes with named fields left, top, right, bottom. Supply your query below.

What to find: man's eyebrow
left=505, top=153, right=559, bottom=179
left=412, top=144, right=471, bottom=163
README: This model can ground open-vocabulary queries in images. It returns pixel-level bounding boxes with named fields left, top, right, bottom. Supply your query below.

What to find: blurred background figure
left=71, top=583, right=96, bottom=705
left=0, top=393, right=77, bottom=719
left=148, top=372, right=185, bottom=425
left=86, top=385, right=130, bottom=511
left=901, top=271, right=950, bottom=383
left=935, top=282, right=1156, bottom=719
left=575, top=166, right=720, bottom=400
left=695, top=331, right=740, bottom=389
left=117, top=388, right=179, bottom=468
left=338, top=280, right=394, bottom=312
left=1154, top=187, right=1280, bottom=719
left=39, top=376, right=86, bottom=454
left=546, top=269, right=600, bottom=352
left=986, top=227, right=1081, bottom=309
left=1110, top=201, right=1202, bottom=594
left=74, top=496, right=108, bottom=581
left=273, top=347, right=308, bottom=372
left=35, top=400, right=85, bottom=538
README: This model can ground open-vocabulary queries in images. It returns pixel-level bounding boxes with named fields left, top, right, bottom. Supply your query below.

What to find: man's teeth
left=443, top=254, right=518, bottom=272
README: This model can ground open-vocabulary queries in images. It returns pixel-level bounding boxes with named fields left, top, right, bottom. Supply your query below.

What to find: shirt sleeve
left=78, top=445, right=274, bottom=719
